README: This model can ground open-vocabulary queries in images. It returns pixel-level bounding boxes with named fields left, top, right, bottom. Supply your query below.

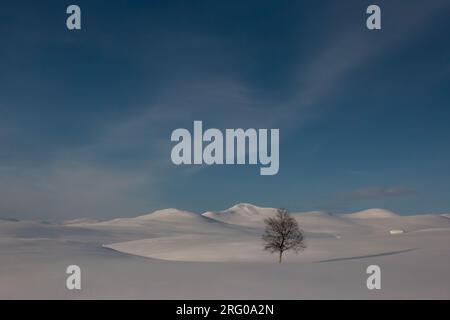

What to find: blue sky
left=1, top=0, right=450, bottom=219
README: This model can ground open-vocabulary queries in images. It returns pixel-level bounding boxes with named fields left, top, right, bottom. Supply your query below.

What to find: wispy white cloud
left=1, top=1, right=449, bottom=219
left=0, top=163, right=155, bottom=220
left=292, top=0, right=450, bottom=110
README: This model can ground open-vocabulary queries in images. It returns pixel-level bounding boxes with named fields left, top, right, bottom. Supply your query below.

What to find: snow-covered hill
left=344, top=208, right=399, bottom=219
left=2, top=203, right=450, bottom=298
left=202, top=203, right=278, bottom=227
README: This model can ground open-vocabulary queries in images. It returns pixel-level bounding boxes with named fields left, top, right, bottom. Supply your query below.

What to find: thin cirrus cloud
left=1, top=1, right=450, bottom=219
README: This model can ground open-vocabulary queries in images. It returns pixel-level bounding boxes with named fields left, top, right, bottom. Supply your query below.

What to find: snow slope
left=104, top=205, right=450, bottom=263
left=344, top=208, right=399, bottom=219
left=1, top=204, right=450, bottom=299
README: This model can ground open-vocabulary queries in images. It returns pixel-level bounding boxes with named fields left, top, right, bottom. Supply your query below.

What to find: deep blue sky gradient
left=1, top=0, right=450, bottom=219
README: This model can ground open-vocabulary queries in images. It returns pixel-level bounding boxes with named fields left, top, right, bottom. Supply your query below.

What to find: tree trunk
left=278, top=251, right=283, bottom=264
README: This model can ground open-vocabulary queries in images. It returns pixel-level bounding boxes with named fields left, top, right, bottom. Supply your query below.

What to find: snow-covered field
left=1, top=203, right=450, bottom=299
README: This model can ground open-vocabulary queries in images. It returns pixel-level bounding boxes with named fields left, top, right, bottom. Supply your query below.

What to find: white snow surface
left=1, top=203, right=450, bottom=299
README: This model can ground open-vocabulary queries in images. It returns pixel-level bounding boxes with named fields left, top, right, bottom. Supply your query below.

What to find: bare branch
left=262, top=208, right=306, bottom=263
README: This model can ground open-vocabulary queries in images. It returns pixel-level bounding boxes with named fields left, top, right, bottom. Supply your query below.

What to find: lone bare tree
left=262, top=208, right=306, bottom=263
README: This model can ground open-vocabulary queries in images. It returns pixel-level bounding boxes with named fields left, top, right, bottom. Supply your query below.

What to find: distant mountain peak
left=135, top=208, right=198, bottom=220
left=229, top=203, right=259, bottom=209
